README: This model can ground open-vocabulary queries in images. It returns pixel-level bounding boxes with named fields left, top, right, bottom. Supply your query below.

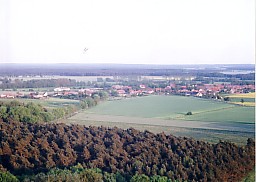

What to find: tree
left=116, top=172, right=126, bottom=182
left=79, top=169, right=103, bottom=182
left=99, top=91, right=109, bottom=100
left=0, top=171, right=19, bottom=182
left=224, top=97, right=230, bottom=102
left=186, top=111, right=192, bottom=115
left=92, top=94, right=100, bottom=104
left=80, top=100, right=88, bottom=109
left=0, top=106, right=8, bottom=121
left=85, top=97, right=96, bottom=107
left=111, top=90, right=118, bottom=97
left=150, top=175, right=169, bottom=182
left=103, top=172, right=116, bottom=182
left=130, top=174, right=150, bottom=182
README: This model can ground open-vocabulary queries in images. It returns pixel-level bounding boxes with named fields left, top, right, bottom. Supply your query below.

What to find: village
left=0, top=80, right=255, bottom=101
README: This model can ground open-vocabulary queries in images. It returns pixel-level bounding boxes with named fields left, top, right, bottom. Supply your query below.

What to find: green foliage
left=70, top=163, right=84, bottom=173
left=0, top=100, right=75, bottom=123
left=186, top=111, right=192, bottom=115
left=16, top=164, right=177, bottom=182
left=130, top=174, right=150, bottom=182
left=103, top=172, right=116, bottom=182
left=0, top=171, right=19, bottom=182
left=80, top=92, right=108, bottom=110
left=85, top=97, right=96, bottom=107
left=52, top=107, right=66, bottom=120
left=40, top=112, right=54, bottom=122
left=224, top=97, right=230, bottom=101
left=21, top=167, right=103, bottom=182
left=242, top=170, right=255, bottom=182
left=0, top=106, right=8, bottom=120
left=111, top=90, right=118, bottom=97
left=116, top=172, right=127, bottom=182
left=150, top=175, right=169, bottom=182
left=0, top=78, right=81, bottom=89
left=98, top=91, right=109, bottom=100
left=80, top=100, right=88, bottom=109
left=78, top=168, right=103, bottom=182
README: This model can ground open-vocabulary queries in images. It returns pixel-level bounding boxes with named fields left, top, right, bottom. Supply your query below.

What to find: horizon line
left=0, top=62, right=255, bottom=65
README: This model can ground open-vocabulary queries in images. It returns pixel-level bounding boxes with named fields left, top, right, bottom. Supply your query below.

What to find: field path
left=68, top=113, right=227, bottom=130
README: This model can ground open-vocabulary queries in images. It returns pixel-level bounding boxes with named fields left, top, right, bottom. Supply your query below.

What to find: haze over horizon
left=0, top=0, right=255, bottom=65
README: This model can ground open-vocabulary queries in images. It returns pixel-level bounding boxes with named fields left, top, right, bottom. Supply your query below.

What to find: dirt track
left=68, top=113, right=221, bottom=130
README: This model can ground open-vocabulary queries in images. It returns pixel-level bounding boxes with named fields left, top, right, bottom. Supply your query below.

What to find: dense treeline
left=0, top=119, right=254, bottom=181
left=18, top=165, right=172, bottom=182
left=0, top=63, right=254, bottom=77
left=0, top=78, right=88, bottom=89
left=0, top=64, right=200, bottom=77
left=0, top=93, right=106, bottom=124
left=0, top=100, right=77, bottom=123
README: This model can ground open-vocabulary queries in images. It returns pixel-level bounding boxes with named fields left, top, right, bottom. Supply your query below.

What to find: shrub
left=0, top=171, right=19, bottom=182
left=186, top=111, right=192, bottom=115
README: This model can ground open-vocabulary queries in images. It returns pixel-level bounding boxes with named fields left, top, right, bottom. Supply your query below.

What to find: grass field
left=86, top=95, right=254, bottom=123
left=87, top=96, right=229, bottom=118
left=68, top=95, right=255, bottom=145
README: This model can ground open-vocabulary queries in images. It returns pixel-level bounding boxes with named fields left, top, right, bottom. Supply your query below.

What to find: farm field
left=228, top=92, right=255, bottom=98
left=85, top=95, right=254, bottom=123
left=68, top=95, right=255, bottom=145
left=227, top=92, right=255, bottom=107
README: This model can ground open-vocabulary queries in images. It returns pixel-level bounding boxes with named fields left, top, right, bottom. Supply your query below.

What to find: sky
left=0, top=0, right=255, bottom=65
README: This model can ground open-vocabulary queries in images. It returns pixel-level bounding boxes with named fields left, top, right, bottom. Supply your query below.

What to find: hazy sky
left=0, top=0, right=255, bottom=64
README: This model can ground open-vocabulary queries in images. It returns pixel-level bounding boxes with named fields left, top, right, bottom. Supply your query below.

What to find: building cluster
left=0, top=83, right=255, bottom=100
left=110, top=83, right=255, bottom=99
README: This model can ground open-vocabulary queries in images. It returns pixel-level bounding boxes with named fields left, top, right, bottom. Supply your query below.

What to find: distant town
left=0, top=81, right=255, bottom=101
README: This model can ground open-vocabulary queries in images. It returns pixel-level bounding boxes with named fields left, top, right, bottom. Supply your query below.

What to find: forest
left=0, top=64, right=254, bottom=78
left=0, top=118, right=255, bottom=181
left=0, top=78, right=87, bottom=90
left=0, top=100, right=78, bottom=123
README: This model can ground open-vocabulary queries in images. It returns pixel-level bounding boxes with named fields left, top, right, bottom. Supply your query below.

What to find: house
left=0, top=93, right=16, bottom=99
left=6, top=95, right=15, bottom=99
left=117, top=90, right=126, bottom=97
left=195, top=92, right=203, bottom=97
left=112, top=85, right=123, bottom=90
left=130, top=90, right=143, bottom=96
left=146, top=89, right=154, bottom=94
left=139, top=85, right=146, bottom=89
left=79, top=89, right=94, bottom=96
left=54, top=87, right=71, bottom=92
left=31, top=92, right=48, bottom=99
left=0, top=94, right=6, bottom=98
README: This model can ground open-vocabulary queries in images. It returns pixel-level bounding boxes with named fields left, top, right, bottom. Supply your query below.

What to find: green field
left=86, top=95, right=254, bottom=123
left=69, top=95, right=255, bottom=145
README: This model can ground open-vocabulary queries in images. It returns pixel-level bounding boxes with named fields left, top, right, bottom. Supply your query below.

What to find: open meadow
left=68, top=95, right=255, bottom=145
